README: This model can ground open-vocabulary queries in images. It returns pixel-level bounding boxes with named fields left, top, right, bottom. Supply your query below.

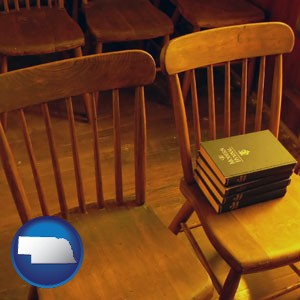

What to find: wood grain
left=1, top=57, right=300, bottom=298
left=0, top=8, right=84, bottom=56
left=175, top=0, right=264, bottom=28
left=83, top=0, right=173, bottom=42
left=180, top=174, right=300, bottom=274
left=38, top=206, right=213, bottom=300
left=0, top=51, right=214, bottom=300
left=161, top=21, right=300, bottom=299
left=0, top=50, right=156, bottom=114
left=161, top=22, right=294, bottom=75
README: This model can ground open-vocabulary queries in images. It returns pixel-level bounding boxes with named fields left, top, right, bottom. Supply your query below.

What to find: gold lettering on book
left=239, top=149, right=250, bottom=156
left=219, top=147, right=244, bottom=164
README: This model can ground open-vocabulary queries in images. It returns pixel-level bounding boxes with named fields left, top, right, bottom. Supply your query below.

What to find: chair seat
left=181, top=173, right=300, bottom=274
left=38, top=205, right=213, bottom=300
left=83, top=0, right=173, bottom=42
left=0, top=8, right=84, bottom=56
left=176, top=0, right=265, bottom=28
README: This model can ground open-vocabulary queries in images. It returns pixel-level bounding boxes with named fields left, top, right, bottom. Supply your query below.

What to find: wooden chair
left=0, top=50, right=214, bottom=299
left=168, top=0, right=265, bottom=100
left=161, top=22, right=300, bottom=299
left=0, top=0, right=92, bottom=128
left=81, top=0, right=173, bottom=68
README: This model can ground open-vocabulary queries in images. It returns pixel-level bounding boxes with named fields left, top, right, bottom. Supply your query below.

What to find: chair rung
left=178, top=222, right=202, bottom=232
left=290, top=264, right=300, bottom=277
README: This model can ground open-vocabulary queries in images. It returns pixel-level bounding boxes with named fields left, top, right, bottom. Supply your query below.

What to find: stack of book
left=194, top=130, right=297, bottom=213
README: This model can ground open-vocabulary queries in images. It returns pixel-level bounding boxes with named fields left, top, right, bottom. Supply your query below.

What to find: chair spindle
left=13, top=0, right=20, bottom=11
left=239, top=58, right=248, bottom=134
left=134, top=86, right=146, bottom=205
left=25, top=0, right=30, bottom=9
left=255, top=56, right=266, bottom=131
left=19, top=109, right=49, bottom=216
left=58, top=0, right=64, bottom=9
left=170, top=74, right=194, bottom=184
left=41, top=103, right=68, bottom=218
left=0, top=121, right=32, bottom=223
left=3, top=0, right=9, bottom=12
left=65, top=97, right=86, bottom=213
left=207, top=65, right=216, bottom=139
left=113, top=89, right=123, bottom=205
left=224, top=61, right=231, bottom=137
left=90, top=93, right=104, bottom=208
left=270, top=54, right=283, bottom=138
left=190, top=69, right=201, bottom=152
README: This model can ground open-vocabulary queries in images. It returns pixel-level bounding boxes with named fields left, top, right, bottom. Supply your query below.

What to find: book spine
left=196, top=159, right=292, bottom=196
left=219, top=188, right=287, bottom=213
left=226, top=164, right=295, bottom=186
left=222, top=178, right=291, bottom=204
left=223, top=171, right=292, bottom=195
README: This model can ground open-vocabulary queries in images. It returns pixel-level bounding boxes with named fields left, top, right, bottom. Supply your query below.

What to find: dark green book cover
left=198, top=130, right=296, bottom=186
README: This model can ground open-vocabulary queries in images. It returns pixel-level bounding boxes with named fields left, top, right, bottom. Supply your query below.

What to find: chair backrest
left=0, top=50, right=156, bottom=224
left=1, top=0, right=64, bottom=11
left=160, top=22, right=295, bottom=184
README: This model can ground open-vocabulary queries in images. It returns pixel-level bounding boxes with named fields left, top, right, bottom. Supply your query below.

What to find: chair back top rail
left=0, top=50, right=156, bottom=114
left=161, top=22, right=294, bottom=75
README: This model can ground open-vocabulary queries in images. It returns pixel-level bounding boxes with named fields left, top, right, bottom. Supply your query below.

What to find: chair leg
left=72, top=0, right=79, bottom=21
left=96, top=42, right=103, bottom=54
left=74, top=47, right=93, bottom=123
left=168, top=200, right=194, bottom=234
left=27, top=285, right=38, bottom=300
left=171, top=7, right=181, bottom=24
left=219, top=268, right=241, bottom=300
left=0, top=55, right=8, bottom=131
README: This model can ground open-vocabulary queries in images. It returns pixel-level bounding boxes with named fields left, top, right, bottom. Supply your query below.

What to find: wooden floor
left=0, top=70, right=300, bottom=299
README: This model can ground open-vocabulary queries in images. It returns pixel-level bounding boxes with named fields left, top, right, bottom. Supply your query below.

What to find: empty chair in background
left=81, top=0, right=173, bottom=68
left=0, top=0, right=92, bottom=128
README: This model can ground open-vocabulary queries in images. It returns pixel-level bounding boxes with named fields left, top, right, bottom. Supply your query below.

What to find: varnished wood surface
left=180, top=174, right=300, bottom=274
left=83, top=0, right=173, bottom=42
left=0, top=74, right=300, bottom=299
left=175, top=0, right=265, bottom=28
left=0, top=7, right=84, bottom=56
left=161, top=22, right=294, bottom=75
left=38, top=205, right=213, bottom=300
left=0, top=50, right=156, bottom=114
left=0, top=53, right=214, bottom=299
left=161, top=22, right=300, bottom=299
